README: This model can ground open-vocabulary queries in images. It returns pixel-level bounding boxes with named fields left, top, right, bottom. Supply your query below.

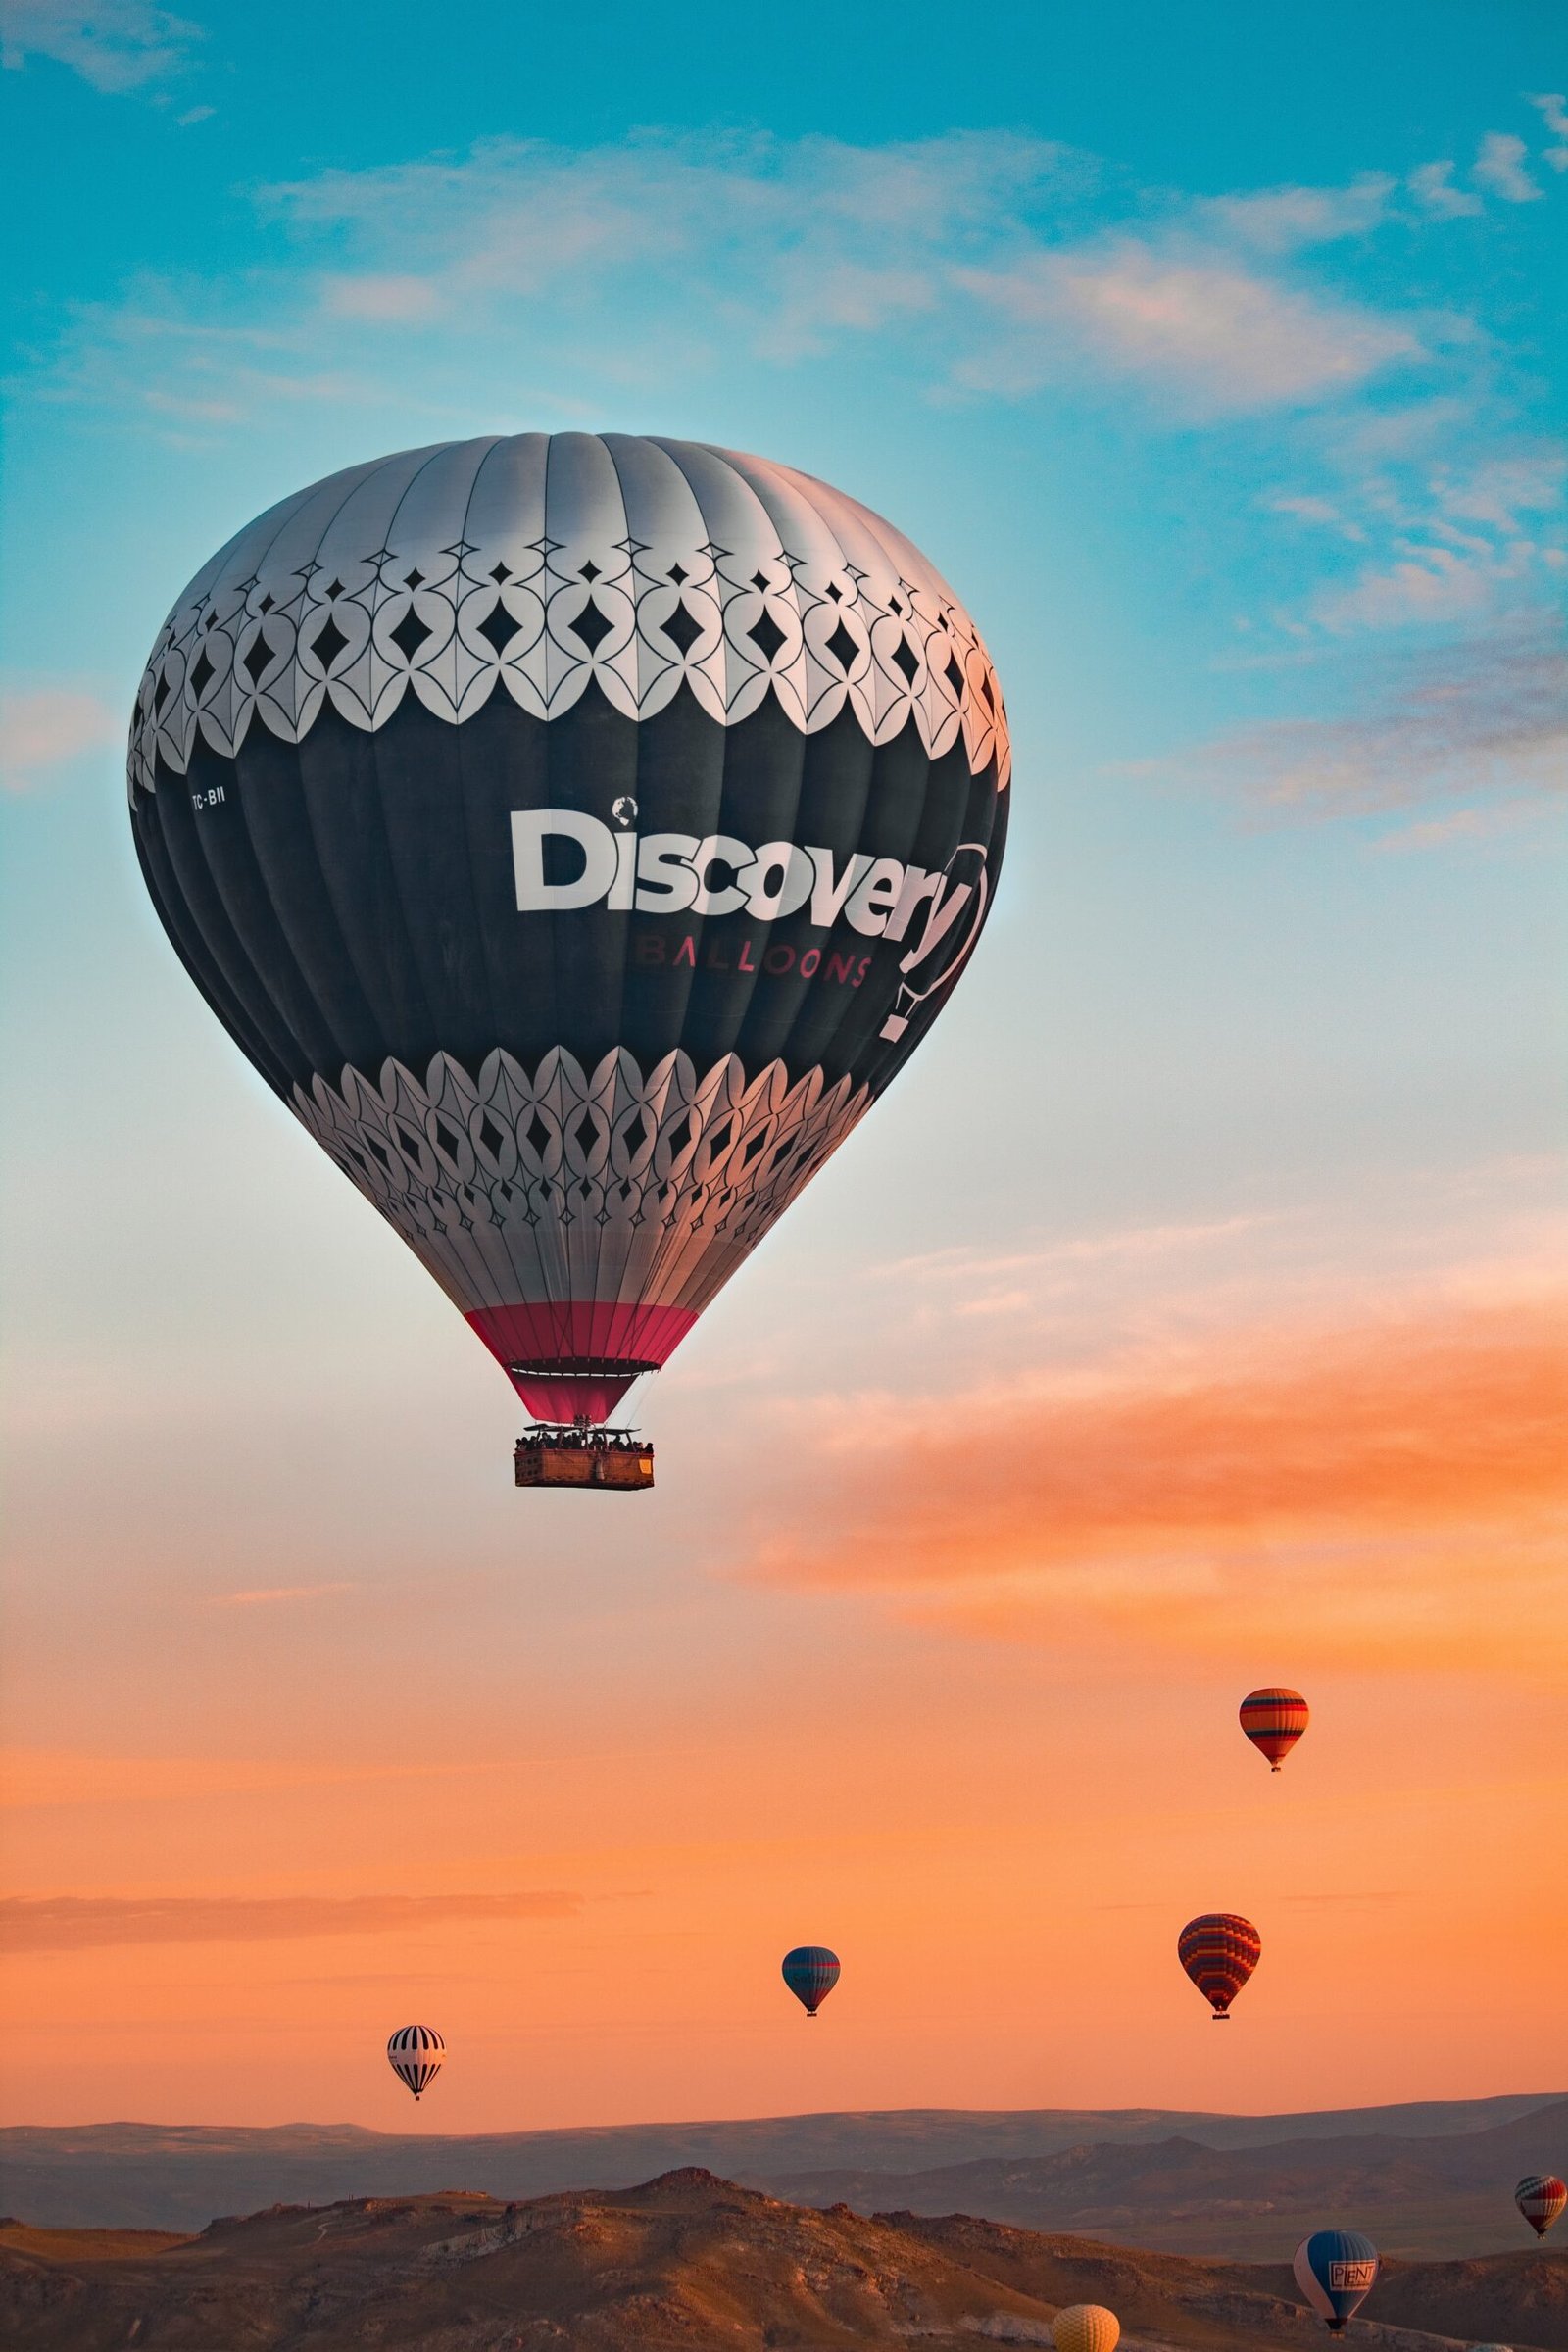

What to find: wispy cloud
left=0, top=1, right=202, bottom=94
left=0, top=682, right=120, bottom=791
left=213, top=1582, right=359, bottom=1607
left=0, top=1888, right=582, bottom=1951
left=1408, top=161, right=1484, bottom=220
left=1528, top=93, right=1568, bottom=173
left=749, top=1288, right=1568, bottom=1671
left=956, top=241, right=1421, bottom=416
left=1473, top=132, right=1543, bottom=205
left=1131, top=630, right=1568, bottom=822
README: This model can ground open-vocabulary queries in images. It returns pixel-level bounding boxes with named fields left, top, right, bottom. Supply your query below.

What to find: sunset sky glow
left=1, top=0, right=1565, bottom=2133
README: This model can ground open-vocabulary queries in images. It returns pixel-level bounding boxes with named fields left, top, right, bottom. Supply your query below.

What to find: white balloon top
left=128, top=433, right=1009, bottom=795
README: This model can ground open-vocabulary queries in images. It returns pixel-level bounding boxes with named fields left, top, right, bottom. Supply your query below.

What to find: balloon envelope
left=1053, top=2304, right=1120, bottom=2352
left=386, top=2023, right=444, bottom=2100
left=1294, top=2230, right=1379, bottom=2331
left=782, top=1945, right=841, bottom=2015
left=128, top=435, right=1009, bottom=1428
left=1177, top=1913, right=1260, bottom=2017
left=1515, top=2175, right=1566, bottom=2237
left=1239, top=1686, right=1309, bottom=1771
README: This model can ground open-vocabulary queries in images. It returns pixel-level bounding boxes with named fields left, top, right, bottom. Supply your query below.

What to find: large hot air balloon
left=1293, top=2230, right=1379, bottom=2332
left=1239, top=1686, right=1309, bottom=1772
left=1515, top=2174, right=1567, bottom=2238
left=782, top=1945, right=840, bottom=2016
left=386, top=2023, right=444, bottom=2100
left=1053, top=2305, right=1120, bottom=2352
left=128, top=436, right=1010, bottom=1484
left=1177, top=1913, right=1259, bottom=2019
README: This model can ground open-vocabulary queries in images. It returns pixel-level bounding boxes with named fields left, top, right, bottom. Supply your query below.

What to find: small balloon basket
left=514, top=1426, right=655, bottom=1492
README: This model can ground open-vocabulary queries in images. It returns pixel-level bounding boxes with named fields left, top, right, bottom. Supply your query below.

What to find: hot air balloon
left=1515, top=2174, right=1566, bottom=2238
left=386, top=2023, right=444, bottom=2100
left=128, top=436, right=1010, bottom=1487
left=782, top=1945, right=840, bottom=2016
left=1293, top=2230, right=1379, bottom=2332
left=1177, top=1913, right=1259, bottom=2019
left=1053, top=2305, right=1120, bottom=2352
left=1239, top=1686, right=1309, bottom=1772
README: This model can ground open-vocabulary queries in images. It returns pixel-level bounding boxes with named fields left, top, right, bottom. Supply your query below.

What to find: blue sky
left=1, top=3, right=1565, bottom=2126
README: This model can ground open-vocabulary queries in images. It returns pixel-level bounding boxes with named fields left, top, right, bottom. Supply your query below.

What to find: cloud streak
left=0, top=1, right=202, bottom=94
left=1131, top=630, right=1568, bottom=822
left=0, top=683, right=120, bottom=792
left=0, top=1888, right=582, bottom=1951
left=751, top=1288, right=1568, bottom=1669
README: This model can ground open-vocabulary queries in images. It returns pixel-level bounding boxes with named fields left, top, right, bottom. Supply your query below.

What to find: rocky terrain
left=2, top=2169, right=1565, bottom=2351
left=773, top=2099, right=1568, bottom=2259
left=3, top=2092, right=1561, bottom=2251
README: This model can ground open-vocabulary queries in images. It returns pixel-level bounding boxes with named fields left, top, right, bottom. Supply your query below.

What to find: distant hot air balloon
left=1515, top=2174, right=1566, bottom=2238
left=1294, top=2230, right=1379, bottom=2332
left=782, top=1945, right=840, bottom=2016
left=1053, top=2304, right=1120, bottom=2352
left=1177, top=1913, right=1260, bottom=2019
left=127, top=436, right=1010, bottom=1482
left=386, top=2023, right=444, bottom=2100
left=1239, top=1687, right=1309, bottom=1772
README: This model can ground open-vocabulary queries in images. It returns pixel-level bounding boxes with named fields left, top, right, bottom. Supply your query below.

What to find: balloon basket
left=514, top=1429, right=655, bottom=1491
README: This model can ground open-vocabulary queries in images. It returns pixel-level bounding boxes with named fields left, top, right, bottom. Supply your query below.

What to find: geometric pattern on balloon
left=292, top=1046, right=873, bottom=1324
left=127, top=436, right=1010, bottom=798
left=1177, top=1912, right=1261, bottom=2017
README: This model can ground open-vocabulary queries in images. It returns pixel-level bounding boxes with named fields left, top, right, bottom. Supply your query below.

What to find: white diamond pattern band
left=129, top=436, right=1009, bottom=796
left=292, top=1045, right=872, bottom=1325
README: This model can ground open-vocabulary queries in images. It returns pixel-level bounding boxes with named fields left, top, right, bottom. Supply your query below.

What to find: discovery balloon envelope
left=128, top=435, right=1009, bottom=1449
left=782, top=1945, right=840, bottom=2015
left=1239, top=1687, right=1309, bottom=1771
left=1515, top=2175, right=1566, bottom=2237
left=386, top=2023, right=444, bottom=2100
left=1177, top=1913, right=1260, bottom=2018
left=1294, top=2230, right=1379, bottom=2332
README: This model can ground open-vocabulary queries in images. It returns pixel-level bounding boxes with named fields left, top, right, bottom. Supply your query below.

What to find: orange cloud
left=754, top=1291, right=1568, bottom=1667
left=0, top=1890, right=581, bottom=1952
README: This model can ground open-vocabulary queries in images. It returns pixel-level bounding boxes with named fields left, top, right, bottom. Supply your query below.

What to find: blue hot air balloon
left=1294, top=2231, right=1380, bottom=2332
left=782, top=1945, right=840, bottom=2016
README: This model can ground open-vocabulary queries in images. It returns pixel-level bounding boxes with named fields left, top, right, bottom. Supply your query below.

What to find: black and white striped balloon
left=386, top=2022, right=445, bottom=2099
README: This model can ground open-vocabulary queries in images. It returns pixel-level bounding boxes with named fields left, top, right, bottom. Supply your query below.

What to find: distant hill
left=773, top=2099, right=1568, bottom=2258
left=4, top=2171, right=1565, bottom=2351
left=1, top=2092, right=1560, bottom=2239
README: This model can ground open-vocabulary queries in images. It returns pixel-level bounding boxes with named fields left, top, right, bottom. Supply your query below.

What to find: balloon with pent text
left=1294, top=2230, right=1379, bottom=2332
left=128, top=436, right=1009, bottom=1448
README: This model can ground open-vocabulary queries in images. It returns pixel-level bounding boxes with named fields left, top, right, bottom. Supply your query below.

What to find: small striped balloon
left=1515, top=2174, right=1567, bottom=2238
left=1240, top=1687, right=1310, bottom=1772
left=1053, top=2304, right=1120, bottom=2352
left=1177, top=1913, right=1260, bottom=2019
left=781, top=1945, right=841, bottom=2016
left=386, top=2023, right=445, bottom=2100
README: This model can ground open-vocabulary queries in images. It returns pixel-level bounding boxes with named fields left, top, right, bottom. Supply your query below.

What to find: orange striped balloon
left=1240, top=1687, right=1309, bottom=1772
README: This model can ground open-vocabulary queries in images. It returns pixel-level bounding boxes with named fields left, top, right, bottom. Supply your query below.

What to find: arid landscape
left=4, top=2169, right=1566, bottom=2352
left=6, top=2094, right=1561, bottom=2257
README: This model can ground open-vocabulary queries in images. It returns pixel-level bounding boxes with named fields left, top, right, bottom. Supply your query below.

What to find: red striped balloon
left=1240, top=1687, right=1309, bottom=1772
left=1516, top=2174, right=1567, bottom=2238
left=1178, top=1914, right=1260, bottom=2019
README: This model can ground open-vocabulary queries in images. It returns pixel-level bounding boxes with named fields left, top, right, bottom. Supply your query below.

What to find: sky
left=1, top=0, right=1565, bottom=2136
